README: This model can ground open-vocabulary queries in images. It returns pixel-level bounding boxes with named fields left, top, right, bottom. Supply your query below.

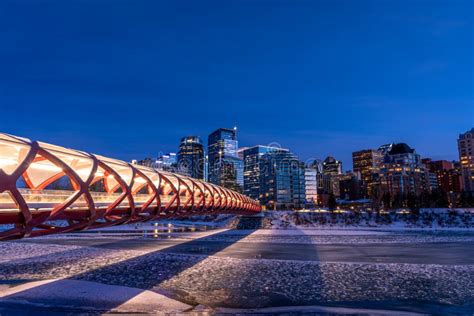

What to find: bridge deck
left=0, top=133, right=260, bottom=239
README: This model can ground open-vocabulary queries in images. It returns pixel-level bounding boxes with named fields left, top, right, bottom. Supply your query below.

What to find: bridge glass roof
left=0, top=133, right=260, bottom=240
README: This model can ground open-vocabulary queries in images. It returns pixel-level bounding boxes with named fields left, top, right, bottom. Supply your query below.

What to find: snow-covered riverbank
left=262, top=209, right=474, bottom=230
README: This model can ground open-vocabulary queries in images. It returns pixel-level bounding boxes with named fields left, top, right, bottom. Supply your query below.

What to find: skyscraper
left=133, top=157, right=154, bottom=168
left=378, top=143, right=393, bottom=156
left=378, top=143, right=429, bottom=196
left=259, top=149, right=305, bottom=210
left=237, top=147, right=248, bottom=160
left=207, top=128, right=243, bottom=191
left=422, top=159, right=463, bottom=193
left=322, top=156, right=342, bottom=195
left=133, top=153, right=177, bottom=170
left=242, top=145, right=281, bottom=200
left=310, top=159, right=325, bottom=194
left=304, top=167, right=318, bottom=207
left=212, top=156, right=244, bottom=192
left=352, top=149, right=383, bottom=197
left=338, top=171, right=364, bottom=200
left=323, top=156, right=342, bottom=175
left=177, top=136, right=204, bottom=180
left=458, top=128, right=474, bottom=193
left=208, top=128, right=238, bottom=163
left=156, top=153, right=177, bottom=171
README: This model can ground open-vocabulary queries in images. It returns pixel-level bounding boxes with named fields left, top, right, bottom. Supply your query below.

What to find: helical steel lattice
left=0, top=133, right=260, bottom=240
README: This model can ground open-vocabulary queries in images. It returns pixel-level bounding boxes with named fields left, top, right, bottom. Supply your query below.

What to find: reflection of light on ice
left=159, top=229, right=264, bottom=285
left=0, top=229, right=229, bottom=308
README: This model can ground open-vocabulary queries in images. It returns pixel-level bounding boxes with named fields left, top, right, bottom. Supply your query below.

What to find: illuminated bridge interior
left=0, top=133, right=261, bottom=240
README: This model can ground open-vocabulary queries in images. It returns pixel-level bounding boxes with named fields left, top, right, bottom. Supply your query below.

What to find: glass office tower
left=177, top=136, right=204, bottom=180
left=243, top=145, right=281, bottom=200
left=207, top=128, right=243, bottom=191
left=259, top=149, right=306, bottom=210
left=156, top=153, right=177, bottom=171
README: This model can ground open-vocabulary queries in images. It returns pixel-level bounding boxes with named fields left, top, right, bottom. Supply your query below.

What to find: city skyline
left=1, top=1, right=472, bottom=168
left=1, top=125, right=470, bottom=173
left=0, top=2, right=473, bottom=314
left=126, top=126, right=472, bottom=172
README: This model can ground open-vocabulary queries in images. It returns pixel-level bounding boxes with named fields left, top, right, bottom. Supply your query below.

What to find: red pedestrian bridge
left=0, top=133, right=260, bottom=240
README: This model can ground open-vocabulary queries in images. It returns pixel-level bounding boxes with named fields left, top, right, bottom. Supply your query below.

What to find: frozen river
left=22, top=232, right=474, bottom=265
left=0, top=228, right=473, bottom=314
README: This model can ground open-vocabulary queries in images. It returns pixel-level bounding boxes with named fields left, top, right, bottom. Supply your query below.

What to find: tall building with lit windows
left=242, top=145, right=281, bottom=200
left=237, top=147, right=248, bottom=160
left=378, top=143, right=429, bottom=196
left=323, top=156, right=342, bottom=175
left=338, top=171, right=364, bottom=200
left=322, top=156, right=342, bottom=195
left=352, top=149, right=383, bottom=197
left=156, top=153, right=177, bottom=171
left=422, top=159, right=463, bottom=193
left=133, top=153, right=177, bottom=171
left=304, top=167, right=318, bottom=207
left=458, top=128, right=474, bottom=193
left=207, top=128, right=243, bottom=191
left=259, top=149, right=305, bottom=210
left=177, top=136, right=204, bottom=180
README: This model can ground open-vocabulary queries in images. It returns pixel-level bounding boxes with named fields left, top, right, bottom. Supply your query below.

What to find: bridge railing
left=0, top=133, right=260, bottom=239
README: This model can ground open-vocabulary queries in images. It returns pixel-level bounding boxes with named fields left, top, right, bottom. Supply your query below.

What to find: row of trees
left=377, top=190, right=474, bottom=210
left=324, top=190, right=474, bottom=212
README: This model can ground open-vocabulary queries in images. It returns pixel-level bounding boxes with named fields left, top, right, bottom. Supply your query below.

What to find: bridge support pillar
left=231, top=214, right=266, bottom=229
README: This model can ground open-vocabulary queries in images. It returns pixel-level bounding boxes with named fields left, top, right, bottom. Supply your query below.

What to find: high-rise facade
left=378, top=143, right=393, bottom=156
left=208, top=128, right=243, bottom=191
left=458, top=128, right=474, bottom=193
left=133, top=153, right=177, bottom=170
left=385, top=143, right=421, bottom=166
left=422, top=159, right=463, bottom=193
left=133, top=157, right=154, bottom=168
left=208, top=128, right=238, bottom=162
left=352, top=149, right=382, bottom=197
left=310, top=160, right=325, bottom=194
left=322, top=156, right=342, bottom=195
left=378, top=143, right=429, bottom=196
left=259, top=149, right=305, bottom=210
left=323, top=156, right=342, bottom=175
left=237, top=147, right=248, bottom=160
left=338, top=171, right=363, bottom=200
left=177, top=136, right=204, bottom=180
left=212, top=156, right=243, bottom=192
left=242, top=145, right=280, bottom=200
left=304, top=167, right=318, bottom=207
left=156, top=153, right=177, bottom=171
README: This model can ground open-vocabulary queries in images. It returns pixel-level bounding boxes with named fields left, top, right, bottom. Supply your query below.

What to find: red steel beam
left=0, top=133, right=261, bottom=240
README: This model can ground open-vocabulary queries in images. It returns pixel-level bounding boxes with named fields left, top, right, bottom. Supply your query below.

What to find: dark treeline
left=375, top=190, right=474, bottom=210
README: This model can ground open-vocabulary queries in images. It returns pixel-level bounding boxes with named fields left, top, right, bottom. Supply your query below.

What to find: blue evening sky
left=0, top=0, right=472, bottom=169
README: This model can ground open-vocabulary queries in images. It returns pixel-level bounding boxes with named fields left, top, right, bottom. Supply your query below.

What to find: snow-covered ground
left=1, top=210, right=474, bottom=314
left=263, top=209, right=474, bottom=230
left=20, top=210, right=474, bottom=246
left=0, top=226, right=473, bottom=314
left=158, top=256, right=474, bottom=311
left=2, top=209, right=472, bottom=241
left=0, top=278, right=191, bottom=314
left=3, top=248, right=471, bottom=313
